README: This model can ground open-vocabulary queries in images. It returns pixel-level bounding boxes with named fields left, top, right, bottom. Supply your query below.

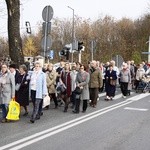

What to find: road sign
left=42, top=22, right=51, bottom=35
left=42, top=5, right=54, bottom=22
left=41, top=36, right=52, bottom=50
left=112, top=55, right=124, bottom=68
left=142, top=52, right=150, bottom=54
left=49, top=50, right=54, bottom=59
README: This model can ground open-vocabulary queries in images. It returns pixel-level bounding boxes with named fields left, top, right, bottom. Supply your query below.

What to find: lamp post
left=67, top=6, right=75, bottom=63
left=144, top=36, right=150, bottom=63
left=148, top=36, right=150, bottom=63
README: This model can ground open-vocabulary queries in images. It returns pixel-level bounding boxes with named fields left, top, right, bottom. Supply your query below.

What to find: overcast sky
left=0, top=0, right=149, bottom=37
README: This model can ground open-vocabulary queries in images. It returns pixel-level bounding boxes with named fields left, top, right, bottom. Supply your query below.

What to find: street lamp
left=67, top=6, right=75, bottom=63
left=146, top=36, right=150, bottom=63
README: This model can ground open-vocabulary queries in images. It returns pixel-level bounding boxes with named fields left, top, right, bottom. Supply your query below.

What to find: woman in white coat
left=30, top=61, right=48, bottom=123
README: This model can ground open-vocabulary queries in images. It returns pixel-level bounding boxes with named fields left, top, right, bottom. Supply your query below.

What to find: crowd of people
left=0, top=58, right=150, bottom=124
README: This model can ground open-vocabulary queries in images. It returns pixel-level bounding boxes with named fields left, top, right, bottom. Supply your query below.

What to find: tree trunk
left=5, top=0, right=24, bottom=65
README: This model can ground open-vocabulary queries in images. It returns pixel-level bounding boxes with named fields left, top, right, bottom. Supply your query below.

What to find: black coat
left=105, top=70, right=117, bottom=97
left=15, top=69, right=20, bottom=84
left=15, top=73, right=30, bottom=106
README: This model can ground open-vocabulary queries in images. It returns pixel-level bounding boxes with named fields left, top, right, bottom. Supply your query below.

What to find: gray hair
left=19, top=64, right=28, bottom=72
left=34, top=61, right=42, bottom=67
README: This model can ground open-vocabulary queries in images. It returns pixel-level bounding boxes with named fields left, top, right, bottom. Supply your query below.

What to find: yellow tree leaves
left=23, top=36, right=38, bottom=56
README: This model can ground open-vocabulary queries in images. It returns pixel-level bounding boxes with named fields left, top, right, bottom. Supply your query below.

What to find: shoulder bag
left=15, top=74, right=25, bottom=91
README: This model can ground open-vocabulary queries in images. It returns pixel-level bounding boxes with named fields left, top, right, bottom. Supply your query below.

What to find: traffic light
left=25, top=21, right=31, bottom=34
left=59, top=46, right=70, bottom=60
left=60, top=49, right=65, bottom=56
left=77, top=41, right=83, bottom=51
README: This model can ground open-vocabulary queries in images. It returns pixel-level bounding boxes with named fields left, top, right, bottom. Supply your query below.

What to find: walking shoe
left=122, top=95, right=126, bottom=98
left=63, top=108, right=68, bottom=112
left=40, top=112, right=43, bottom=116
left=89, top=102, right=93, bottom=107
left=105, top=96, right=111, bottom=101
left=93, top=105, right=96, bottom=108
left=44, top=106, right=49, bottom=110
left=72, top=110, right=79, bottom=114
left=35, top=115, right=40, bottom=120
left=1, top=119, right=7, bottom=123
left=53, top=106, right=58, bottom=109
left=23, top=112, right=28, bottom=116
left=82, top=110, right=86, bottom=113
left=30, top=119, right=35, bottom=123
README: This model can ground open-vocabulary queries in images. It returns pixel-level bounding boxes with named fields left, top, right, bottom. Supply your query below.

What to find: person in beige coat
left=0, top=64, right=15, bottom=123
left=89, top=60, right=103, bottom=108
left=46, top=63, right=58, bottom=109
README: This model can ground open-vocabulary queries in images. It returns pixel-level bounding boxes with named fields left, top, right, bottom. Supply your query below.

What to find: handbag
left=15, top=74, right=26, bottom=91
left=43, top=95, right=50, bottom=108
left=15, top=83, right=21, bottom=91
left=6, top=99, right=20, bottom=121
left=74, top=86, right=82, bottom=95
left=110, top=79, right=116, bottom=86
left=56, top=83, right=66, bottom=93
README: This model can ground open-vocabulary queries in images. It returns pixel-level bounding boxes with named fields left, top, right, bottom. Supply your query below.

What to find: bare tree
left=5, top=0, right=24, bottom=65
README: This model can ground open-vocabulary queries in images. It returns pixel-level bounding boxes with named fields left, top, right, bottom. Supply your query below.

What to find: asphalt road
left=0, top=89, right=150, bottom=150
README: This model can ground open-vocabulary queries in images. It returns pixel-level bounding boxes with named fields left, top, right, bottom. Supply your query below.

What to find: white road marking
left=98, top=92, right=134, bottom=101
left=9, top=101, right=133, bottom=150
left=127, top=93, right=150, bottom=101
left=0, top=93, right=149, bottom=150
left=113, top=93, right=123, bottom=100
left=124, top=107, right=148, bottom=111
left=0, top=99, right=131, bottom=150
left=98, top=93, right=106, bottom=97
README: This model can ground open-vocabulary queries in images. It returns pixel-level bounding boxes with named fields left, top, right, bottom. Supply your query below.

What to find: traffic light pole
left=78, top=51, right=81, bottom=63
left=91, top=41, right=94, bottom=61
left=42, top=5, right=53, bottom=63
left=68, top=6, right=75, bottom=63
left=43, top=22, right=48, bottom=61
left=148, top=36, right=150, bottom=63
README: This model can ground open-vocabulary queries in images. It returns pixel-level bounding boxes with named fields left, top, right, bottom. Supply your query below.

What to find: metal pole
left=148, top=36, right=150, bottom=63
left=78, top=51, right=81, bottom=63
left=91, top=41, right=94, bottom=61
left=43, top=7, right=49, bottom=63
left=68, top=6, right=75, bottom=63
